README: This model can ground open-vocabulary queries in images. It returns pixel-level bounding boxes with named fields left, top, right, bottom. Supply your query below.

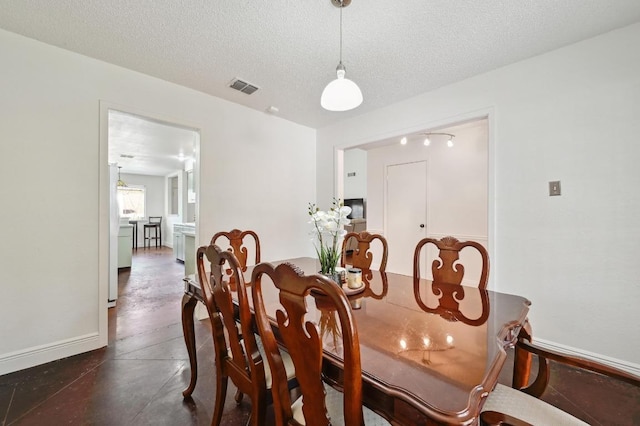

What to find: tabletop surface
left=187, top=256, right=530, bottom=422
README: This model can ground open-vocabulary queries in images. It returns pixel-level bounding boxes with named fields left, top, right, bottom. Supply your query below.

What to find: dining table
left=181, top=257, right=530, bottom=425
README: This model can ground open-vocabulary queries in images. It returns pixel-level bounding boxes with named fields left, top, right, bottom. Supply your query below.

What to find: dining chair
left=340, top=231, right=388, bottom=271
left=413, top=235, right=489, bottom=288
left=480, top=334, right=640, bottom=425
left=211, top=229, right=261, bottom=273
left=196, top=244, right=296, bottom=426
left=251, top=262, right=390, bottom=426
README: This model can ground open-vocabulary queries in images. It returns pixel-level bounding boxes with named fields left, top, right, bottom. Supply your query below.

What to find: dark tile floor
left=1, top=248, right=638, bottom=425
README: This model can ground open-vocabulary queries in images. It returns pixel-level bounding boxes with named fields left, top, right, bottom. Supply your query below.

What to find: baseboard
left=0, top=332, right=102, bottom=376
left=534, top=338, right=640, bottom=377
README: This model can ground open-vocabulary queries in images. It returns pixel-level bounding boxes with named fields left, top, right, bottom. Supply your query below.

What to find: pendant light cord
left=339, top=1, right=343, bottom=64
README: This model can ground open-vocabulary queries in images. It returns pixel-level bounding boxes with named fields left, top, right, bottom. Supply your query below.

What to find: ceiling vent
left=229, top=78, right=259, bottom=95
left=120, top=154, right=135, bottom=159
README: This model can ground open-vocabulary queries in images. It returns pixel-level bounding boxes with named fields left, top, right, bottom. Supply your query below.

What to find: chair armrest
left=516, top=337, right=640, bottom=397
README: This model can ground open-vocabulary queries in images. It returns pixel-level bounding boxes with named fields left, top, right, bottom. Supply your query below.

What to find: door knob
left=419, top=224, right=425, bottom=228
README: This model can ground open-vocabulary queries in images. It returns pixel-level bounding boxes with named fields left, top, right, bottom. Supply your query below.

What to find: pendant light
left=117, top=166, right=127, bottom=187
left=321, top=0, right=363, bottom=112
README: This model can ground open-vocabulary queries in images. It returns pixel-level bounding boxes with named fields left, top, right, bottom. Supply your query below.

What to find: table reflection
left=360, top=268, right=388, bottom=300
left=413, top=277, right=490, bottom=326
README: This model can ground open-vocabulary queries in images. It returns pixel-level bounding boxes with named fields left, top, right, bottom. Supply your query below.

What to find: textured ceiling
left=2, top=1, right=640, bottom=130
left=108, top=110, right=197, bottom=176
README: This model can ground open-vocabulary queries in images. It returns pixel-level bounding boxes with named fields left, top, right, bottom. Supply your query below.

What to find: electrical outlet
left=549, top=181, right=561, bottom=196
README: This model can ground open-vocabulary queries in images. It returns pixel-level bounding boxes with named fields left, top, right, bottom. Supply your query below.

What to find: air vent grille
left=120, top=154, right=135, bottom=159
left=229, top=78, right=259, bottom=95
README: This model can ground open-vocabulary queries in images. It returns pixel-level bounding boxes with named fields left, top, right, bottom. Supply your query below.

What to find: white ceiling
left=108, top=110, right=197, bottom=176
left=2, top=1, right=640, bottom=131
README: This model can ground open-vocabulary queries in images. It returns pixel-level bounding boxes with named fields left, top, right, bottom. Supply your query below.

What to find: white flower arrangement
left=308, top=199, right=352, bottom=275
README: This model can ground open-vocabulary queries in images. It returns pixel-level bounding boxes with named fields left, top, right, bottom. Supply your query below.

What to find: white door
left=385, top=161, right=427, bottom=276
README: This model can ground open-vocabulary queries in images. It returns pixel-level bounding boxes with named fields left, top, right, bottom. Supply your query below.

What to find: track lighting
left=399, top=132, right=456, bottom=147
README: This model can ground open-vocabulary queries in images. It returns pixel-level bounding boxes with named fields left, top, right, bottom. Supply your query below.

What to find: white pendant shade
left=321, top=65, right=363, bottom=111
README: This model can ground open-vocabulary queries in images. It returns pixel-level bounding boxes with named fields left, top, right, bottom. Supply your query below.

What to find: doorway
left=99, top=102, right=201, bottom=346
left=342, top=118, right=489, bottom=278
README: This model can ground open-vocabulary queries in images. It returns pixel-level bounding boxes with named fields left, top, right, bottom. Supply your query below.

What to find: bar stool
left=129, top=219, right=140, bottom=250
left=144, top=217, right=162, bottom=248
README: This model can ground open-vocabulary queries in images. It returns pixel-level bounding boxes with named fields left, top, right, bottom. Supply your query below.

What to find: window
left=117, top=186, right=146, bottom=219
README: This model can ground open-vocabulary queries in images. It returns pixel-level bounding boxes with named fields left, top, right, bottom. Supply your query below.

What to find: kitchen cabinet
left=173, top=223, right=195, bottom=262
left=174, top=229, right=185, bottom=261
left=184, top=232, right=196, bottom=276
left=118, top=225, right=133, bottom=268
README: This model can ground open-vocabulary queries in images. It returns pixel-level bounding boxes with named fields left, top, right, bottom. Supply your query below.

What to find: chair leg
left=234, top=389, right=243, bottom=404
left=211, top=375, right=228, bottom=426
left=248, top=393, right=266, bottom=426
left=181, top=294, right=198, bottom=398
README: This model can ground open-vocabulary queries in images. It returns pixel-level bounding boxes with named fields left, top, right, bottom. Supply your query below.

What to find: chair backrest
left=413, top=236, right=489, bottom=289
left=341, top=231, right=389, bottom=271
left=148, top=216, right=162, bottom=225
left=211, top=229, right=261, bottom=272
left=197, top=244, right=266, bottom=395
left=251, top=262, right=364, bottom=426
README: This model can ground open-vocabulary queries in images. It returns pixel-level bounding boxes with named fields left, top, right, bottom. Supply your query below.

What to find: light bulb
left=401, top=137, right=407, bottom=145
left=447, top=138, right=454, bottom=148
left=424, top=137, right=431, bottom=146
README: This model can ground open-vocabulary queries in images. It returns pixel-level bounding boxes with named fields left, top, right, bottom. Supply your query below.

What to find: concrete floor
left=1, top=247, right=638, bottom=425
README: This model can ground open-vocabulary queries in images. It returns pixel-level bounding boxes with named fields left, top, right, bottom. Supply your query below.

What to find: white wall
left=317, top=24, right=640, bottom=369
left=0, top=28, right=316, bottom=374
left=120, top=173, right=165, bottom=246
left=343, top=148, right=367, bottom=199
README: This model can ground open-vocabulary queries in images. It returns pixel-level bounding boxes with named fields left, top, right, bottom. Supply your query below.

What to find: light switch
left=549, top=181, right=561, bottom=196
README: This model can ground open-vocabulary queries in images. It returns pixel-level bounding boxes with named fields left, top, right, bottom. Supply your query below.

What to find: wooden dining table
left=181, top=257, right=530, bottom=425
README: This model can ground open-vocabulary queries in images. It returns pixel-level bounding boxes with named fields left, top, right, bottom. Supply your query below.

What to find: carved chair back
left=412, top=236, right=490, bottom=326
left=413, top=236, right=489, bottom=288
left=251, top=262, right=364, bottom=426
left=197, top=244, right=268, bottom=425
left=341, top=231, right=389, bottom=271
left=211, top=229, right=261, bottom=272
